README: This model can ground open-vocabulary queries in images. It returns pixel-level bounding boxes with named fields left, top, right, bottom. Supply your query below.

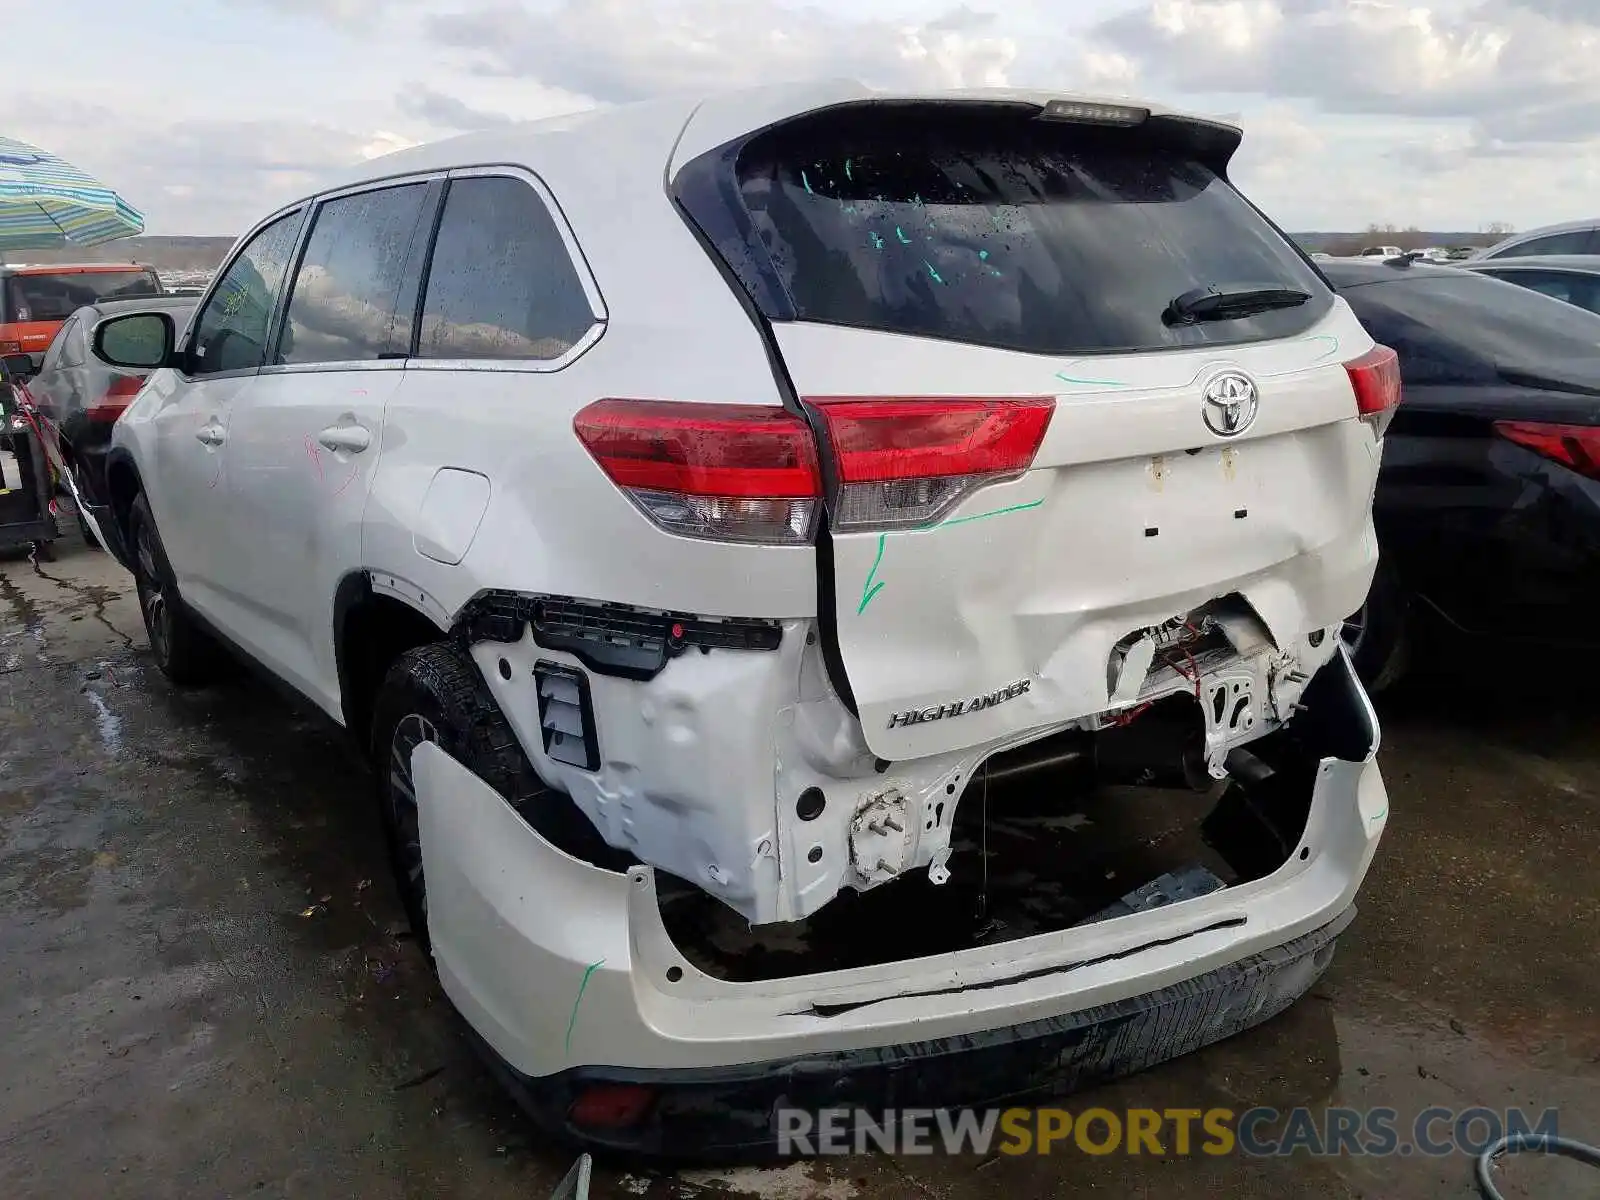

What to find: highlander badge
left=888, top=679, right=1032, bottom=729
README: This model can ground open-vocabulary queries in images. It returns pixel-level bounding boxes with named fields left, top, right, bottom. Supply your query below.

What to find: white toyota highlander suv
left=91, top=82, right=1395, bottom=1156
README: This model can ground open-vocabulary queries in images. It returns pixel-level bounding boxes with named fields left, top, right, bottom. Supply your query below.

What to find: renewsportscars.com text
left=777, top=1106, right=1561, bottom=1157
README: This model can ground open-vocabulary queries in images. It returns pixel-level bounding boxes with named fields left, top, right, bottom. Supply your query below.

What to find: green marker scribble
left=1306, top=334, right=1341, bottom=361
left=1055, top=370, right=1128, bottom=388
left=924, top=260, right=944, bottom=284
left=801, top=170, right=814, bottom=194
left=895, top=226, right=912, bottom=245
left=939, top=498, right=1045, bottom=528
left=844, top=158, right=853, bottom=180
left=857, top=534, right=887, bottom=614
left=564, top=958, right=605, bottom=1053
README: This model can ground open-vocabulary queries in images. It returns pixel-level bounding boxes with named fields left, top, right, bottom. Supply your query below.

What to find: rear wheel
left=370, top=644, right=556, bottom=949
left=1343, top=562, right=1410, bottom=693
left=128, top=492, right=229, bottom=684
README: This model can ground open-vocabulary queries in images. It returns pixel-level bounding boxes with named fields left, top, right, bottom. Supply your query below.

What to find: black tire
left=1343, top=562, right=1410, bottom=693
left=370, top=644, right=587, bottom=949
left=128, top=492, right=229, bottom=684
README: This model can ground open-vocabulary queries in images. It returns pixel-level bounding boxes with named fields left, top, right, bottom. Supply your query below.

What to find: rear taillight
left=1344, top=345, right=1402, bottom=434
left=0, top=340, right=21, bottom=356
left=85, top=374, right=145, bottom=423
left=573, top=399, right=821, bottom=544
left=808, top=396, right=1055, bottom=531
left=567, top=1083, right=654, bottom=1130
left=1495, top=420, right=1600, bottom=481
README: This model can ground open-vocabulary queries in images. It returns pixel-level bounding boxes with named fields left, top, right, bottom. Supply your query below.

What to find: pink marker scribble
left=332, top=466, right=361, bottom=497
left=303, top=435, right=325, bottom=483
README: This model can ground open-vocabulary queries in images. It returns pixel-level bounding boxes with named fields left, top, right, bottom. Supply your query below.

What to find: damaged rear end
left=415, top=88, right=1395, bottom=1152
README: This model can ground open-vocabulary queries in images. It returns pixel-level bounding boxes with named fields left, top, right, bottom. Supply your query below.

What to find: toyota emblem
left=1202, top=371, right=1260, bottom=437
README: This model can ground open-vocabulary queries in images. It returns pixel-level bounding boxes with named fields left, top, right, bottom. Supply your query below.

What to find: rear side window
left=1487, top=230, right=1596, bottom=258
left=416, top=175, right=596, bottom=362
left=58, top=317, right=86, bottom=368
left=1484, top=269, right=1600, bottom=316
left=190, top=211, right=303, bottom=376
left=1339, top=273, right=1600, bottom=387
left=277, top=182, right=430, bottom=365
left=727, top=108, right=1329, bottom=354
left=4, top=270, right=160, bottom=322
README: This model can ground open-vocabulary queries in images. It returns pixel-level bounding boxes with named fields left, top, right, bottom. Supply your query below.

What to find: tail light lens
left=567, top=1083, right=655, bottom=1130
left=808, top=396, right=1055, bottom=531
left=85, top=373, right=145, bottom=423
left=574, top=399, right=821, bottom=544
left=1345, top=345, right=1402, bottom=434
left=1495, top=420, right=1600, bottom=481
left=0, top=341, right=21, bottom=355
left=574, top=396, right=1055, bottom=543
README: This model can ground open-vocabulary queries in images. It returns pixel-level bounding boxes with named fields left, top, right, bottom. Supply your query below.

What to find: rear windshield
left=5, top=270, right=161, bottom=322
left=1337, top=272, right=1600, bottom=387
left=729, top=108, right=1330, bottom=355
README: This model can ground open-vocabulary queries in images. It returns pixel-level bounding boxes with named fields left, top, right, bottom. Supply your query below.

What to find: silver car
left=26, top=295, right=196, bottom=543
left=1463, top=254, right=1600, bottom=317
left=1471, top=218, right=1600, bottom=261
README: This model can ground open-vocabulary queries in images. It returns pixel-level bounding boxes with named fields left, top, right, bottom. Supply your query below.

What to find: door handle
left=195, top=421, right=225, bottom=447
left=317, top=424, right=371, bottom=454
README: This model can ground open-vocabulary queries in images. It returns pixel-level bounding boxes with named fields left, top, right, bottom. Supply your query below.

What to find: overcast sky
left=9, top=0, right=1598, bottom=235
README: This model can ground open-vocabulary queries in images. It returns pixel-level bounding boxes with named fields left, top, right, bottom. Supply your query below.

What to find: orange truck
left=0, top=263, right=164, bottom=367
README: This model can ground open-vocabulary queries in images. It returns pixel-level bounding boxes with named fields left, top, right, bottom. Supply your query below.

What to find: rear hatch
left=673, top=100, right=1383, bottom=760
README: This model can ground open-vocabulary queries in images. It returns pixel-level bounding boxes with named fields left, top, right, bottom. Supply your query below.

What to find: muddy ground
left=1, top=528, right=1596, bottom=1199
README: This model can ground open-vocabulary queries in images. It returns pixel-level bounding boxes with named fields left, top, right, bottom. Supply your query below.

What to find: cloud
left=395, top=86, right=519, bottom=132
left=6, top=95, right=396, bottom=234
left=429, top=0, right=1018, bottom=101
left=1081, top=0, right=1600, bottom=155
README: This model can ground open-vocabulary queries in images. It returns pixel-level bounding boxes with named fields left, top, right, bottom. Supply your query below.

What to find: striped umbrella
left=0, top=136, right=144, bottom=250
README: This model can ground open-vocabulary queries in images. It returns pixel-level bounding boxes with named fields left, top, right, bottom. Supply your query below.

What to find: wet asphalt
left=1, top=529, right=1596, bottom=1200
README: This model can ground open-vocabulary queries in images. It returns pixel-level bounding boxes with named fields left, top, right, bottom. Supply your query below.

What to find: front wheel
left=128, top=492, right=229, bottom=684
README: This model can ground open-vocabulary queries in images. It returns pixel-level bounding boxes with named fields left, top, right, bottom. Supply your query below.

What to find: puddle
left=84, top=688, right=125, bottom=756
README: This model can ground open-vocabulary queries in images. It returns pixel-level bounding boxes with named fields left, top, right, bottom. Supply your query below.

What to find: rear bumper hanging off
left=411, top=651, right=1387, bottom=1157
left=489, top=907, right=1352, bottom=1159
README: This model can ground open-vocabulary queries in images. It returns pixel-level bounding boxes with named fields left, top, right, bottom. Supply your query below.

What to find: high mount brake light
left=808, top=396, right=1056, bottom=531
left=1038, top=100, right=1150, bottom=126
left=1345, top=345, right=1402, bottom=435
left=574, top=399, right=821, bottom=545
left=1495, top=420, right=1600, bottom=481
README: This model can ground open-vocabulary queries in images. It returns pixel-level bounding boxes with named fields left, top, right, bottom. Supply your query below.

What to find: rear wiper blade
left=1165, top=284, right=1311, bottom=325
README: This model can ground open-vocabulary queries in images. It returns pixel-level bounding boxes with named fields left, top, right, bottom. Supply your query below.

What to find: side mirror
left=93, top=311, right=175, bottom=371
left=0, top=352, right=33, bottom=382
